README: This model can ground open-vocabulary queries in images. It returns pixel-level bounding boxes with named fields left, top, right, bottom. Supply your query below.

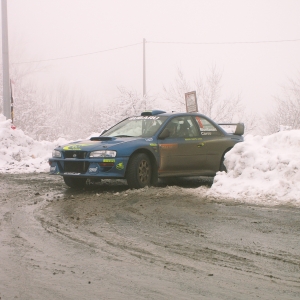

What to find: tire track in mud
left=38, top=182, right=300, bottom=291
left=1, top=173, right=300, bottom=300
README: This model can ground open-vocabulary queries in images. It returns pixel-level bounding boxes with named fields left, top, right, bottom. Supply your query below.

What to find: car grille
left=64, top=161, right=89, bottom=173
left=64, top=151, right=88, bottom=159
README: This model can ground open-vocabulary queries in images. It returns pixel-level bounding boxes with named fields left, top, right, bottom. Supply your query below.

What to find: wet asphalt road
left=0, top=173, right=300, bottom=300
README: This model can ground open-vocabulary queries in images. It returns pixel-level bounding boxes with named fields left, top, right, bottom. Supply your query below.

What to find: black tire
left=126, top=153, right=152, bottom=189
left=220, top=155, right=227, bottom=172
left=63, top=176, right=87, bottom=188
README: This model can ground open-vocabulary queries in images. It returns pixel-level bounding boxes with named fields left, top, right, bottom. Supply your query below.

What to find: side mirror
left=158, top=128, right=170, bottom=139
left=235, top=123, right=245, bottom=136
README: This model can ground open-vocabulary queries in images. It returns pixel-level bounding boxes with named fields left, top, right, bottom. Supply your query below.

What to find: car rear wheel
left=126, top=153, right=152, bottom=189
left=63, top=176, right=87, bottom=188
left=220, top=160, right=227, bottom=172
left=220, top=152, right=229, bottom=172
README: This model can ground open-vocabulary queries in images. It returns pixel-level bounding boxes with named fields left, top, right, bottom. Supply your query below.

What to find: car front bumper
left=48, top=157, right=128, bottom=179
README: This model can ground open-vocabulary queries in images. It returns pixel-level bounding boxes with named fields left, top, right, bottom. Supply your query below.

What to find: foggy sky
left=4, top=0, right=300, bottom=114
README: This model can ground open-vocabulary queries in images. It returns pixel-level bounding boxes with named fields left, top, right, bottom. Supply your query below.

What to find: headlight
left=89, top=150, right=117, bottom=158
left=52, top=150, right=62, bottom=158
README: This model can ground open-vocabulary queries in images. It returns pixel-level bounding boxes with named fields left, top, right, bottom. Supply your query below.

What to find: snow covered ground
left=1, top=114, right=299, bottom=206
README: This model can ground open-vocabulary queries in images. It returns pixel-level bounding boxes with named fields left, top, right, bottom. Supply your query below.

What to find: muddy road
left=0, top=173, right=300, bottom=300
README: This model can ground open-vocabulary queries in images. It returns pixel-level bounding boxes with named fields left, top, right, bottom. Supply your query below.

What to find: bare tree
left=264, top=75, right=300, bottom=134
left=162, top=68, right=191, bottom=112
left=163, top=67, right=243, bottom=120
left=163, top=66, right=258, bottom=134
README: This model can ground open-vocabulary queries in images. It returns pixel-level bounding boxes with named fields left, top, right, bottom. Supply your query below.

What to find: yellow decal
left=150, top=143, right=158, bottom=147
left=103, top=159, right=115, bottom=162
left=63, top=143, right=92, bottom=150
left=116, top=162, right=124, bottom=170
left=159, top=144, right=178, bottom=149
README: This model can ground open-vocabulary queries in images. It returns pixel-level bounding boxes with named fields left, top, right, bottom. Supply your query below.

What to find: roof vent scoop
left=90, top=137, right=112, bottom=141
left=141, top=110, right=166, bottom=116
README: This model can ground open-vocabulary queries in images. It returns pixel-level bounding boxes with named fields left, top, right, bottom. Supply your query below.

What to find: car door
left=157, top=116, right=207, bottom=176
left=193, top=116, right=228, bottom=173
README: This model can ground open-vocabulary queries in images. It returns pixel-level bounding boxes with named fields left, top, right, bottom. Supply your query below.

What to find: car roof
left=140, top=111, right=223, bottom=126
left=140, top=110, right=208, bottom=118
left=139, top=110, right=228, bottom=135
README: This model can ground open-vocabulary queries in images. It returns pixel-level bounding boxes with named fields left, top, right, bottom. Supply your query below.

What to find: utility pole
left=143, top=38, right=146, bottom=97
left=1, top=0, right=11, bottom=120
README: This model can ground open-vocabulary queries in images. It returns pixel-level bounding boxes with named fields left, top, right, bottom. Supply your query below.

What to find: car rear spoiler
left=218, top=123, right=245, bottom=136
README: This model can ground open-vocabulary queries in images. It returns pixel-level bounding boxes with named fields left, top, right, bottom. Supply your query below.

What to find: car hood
left=58, top=136, right=149, bottom=151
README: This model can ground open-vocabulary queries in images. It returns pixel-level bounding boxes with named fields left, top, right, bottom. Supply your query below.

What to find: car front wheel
left=63, top=176, right=87, bottom=188
left=126, top=153, right=152, bottom=189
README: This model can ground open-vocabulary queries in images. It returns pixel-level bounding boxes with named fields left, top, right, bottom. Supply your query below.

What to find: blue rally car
left=49, top=110, right=244, bottom=189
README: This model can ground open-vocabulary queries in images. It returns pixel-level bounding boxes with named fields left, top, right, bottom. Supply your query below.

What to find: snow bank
left=204, top=131, right=300, bottom=206
left=0, top=114, right=69, bottom=173
left=2, top=113, right=300, bottom=206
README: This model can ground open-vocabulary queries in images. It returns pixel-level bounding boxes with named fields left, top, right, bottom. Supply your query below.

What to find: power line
left=147, top=38, right=300, bottom=45
left=10, top=42, right=142, bottom=65
left=8, top=38, right=300, bottom=65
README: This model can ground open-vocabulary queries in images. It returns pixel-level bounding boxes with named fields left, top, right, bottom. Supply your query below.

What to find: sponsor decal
left=185, top=138, right=203, bottom=141
left=103, top=159, right=115, bottom=162
left=195, top=116, right=204, bottom=128
left=116, top=162, right=124, bottom=170
left=150, top=143, right=158, bottom=146
left=145, top=138, right=153, bottom=141
left=64, top=172, right=81, bottom=175
left=159, top=144, right=178, bottom=149
left=63, top=143, right=92, bottom=150
left=201, top=132, right=212, bottom=135
left=200, top=128, right=217, bottom=132
left=50, top=166, right=56, bottom=172
left=89, top=167, right=98, bottom=173
left=129, top=116, right=160, bottom=120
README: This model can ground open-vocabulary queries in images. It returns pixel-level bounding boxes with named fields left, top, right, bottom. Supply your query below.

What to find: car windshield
left=102, top=116, right=168, bottom=138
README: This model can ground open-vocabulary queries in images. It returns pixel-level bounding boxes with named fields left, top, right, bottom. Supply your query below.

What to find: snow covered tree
left=115, top=86, right=146, bottom=116
left=112, top=86, right=157, bottom=120
left=264, top=75, right=300, bottom=134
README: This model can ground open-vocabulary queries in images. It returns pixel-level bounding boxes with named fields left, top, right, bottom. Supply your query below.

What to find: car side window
left=165, top=116, right=199, bottom=138
left=194, top=116, right=220, bottom=136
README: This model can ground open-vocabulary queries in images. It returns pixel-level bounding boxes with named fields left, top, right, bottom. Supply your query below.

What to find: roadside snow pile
left=205, top=131, right=300, bottom=205
left=0, top=114, right=69, bottom=173
left=2, top=113, right=300, bottom=205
